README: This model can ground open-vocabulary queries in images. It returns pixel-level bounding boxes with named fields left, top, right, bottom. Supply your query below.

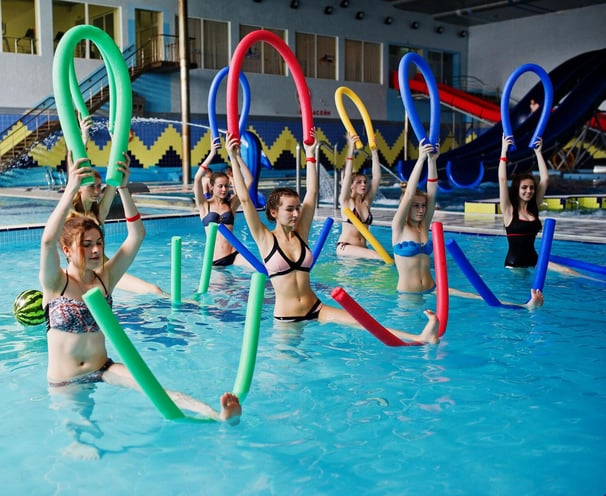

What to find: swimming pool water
left=0, top=215, right=604, bottom=495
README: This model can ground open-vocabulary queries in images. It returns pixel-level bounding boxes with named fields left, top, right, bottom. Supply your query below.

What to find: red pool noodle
left=331, top=287, right=421, bottom=347
left=227, top=30, right=314, bottom=145
left=431, top=222, right=449, bottom=337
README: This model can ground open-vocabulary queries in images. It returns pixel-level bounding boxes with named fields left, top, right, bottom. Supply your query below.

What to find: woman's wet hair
left=60, top=215, right=104, bottom=274
left=265, top=187, right=299, bottom=222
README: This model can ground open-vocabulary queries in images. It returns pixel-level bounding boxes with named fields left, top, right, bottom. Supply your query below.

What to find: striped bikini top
left=45, top=271, right=112, bottom=334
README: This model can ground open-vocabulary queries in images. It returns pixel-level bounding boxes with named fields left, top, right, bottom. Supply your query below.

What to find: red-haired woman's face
left=64, top=227, right=104, bottom=270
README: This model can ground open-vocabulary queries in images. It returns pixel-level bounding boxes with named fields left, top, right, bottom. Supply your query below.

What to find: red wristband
left=427, top=178, right=438, bottom=183
left=126, top=213, right=141, bottom=222
left=500, top=157, right=508, bottom=162
left=306, top=157, right=316, bottom=163
left=346, top=156, right=354, bottom=160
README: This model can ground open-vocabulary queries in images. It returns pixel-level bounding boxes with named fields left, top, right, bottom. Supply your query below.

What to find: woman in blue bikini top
left=392, top=141, right=440, bottom=293
left=193, top=137, right=254, bottom=267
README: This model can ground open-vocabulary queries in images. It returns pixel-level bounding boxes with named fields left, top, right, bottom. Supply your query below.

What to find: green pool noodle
left=53, top=25, right=132, bottom=186
left=197, top=222, right=218, bottom=294
left=232, top=272, right=265, bottom=401
left=82, top=287, right=186, bottom=420
left=171, top=236, right=182, bottom=305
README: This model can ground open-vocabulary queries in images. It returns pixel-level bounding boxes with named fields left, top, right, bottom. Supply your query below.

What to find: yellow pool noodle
left=342, top=207, right=393, bottom=264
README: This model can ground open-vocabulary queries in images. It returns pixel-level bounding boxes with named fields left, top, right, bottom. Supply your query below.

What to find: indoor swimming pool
left=0, top=215, right=604, bottom=495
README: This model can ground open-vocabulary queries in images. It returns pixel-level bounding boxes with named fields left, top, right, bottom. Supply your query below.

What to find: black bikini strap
left=93, top=271, right=110, bottom=296
left=60, top=270, right=70, bottom=296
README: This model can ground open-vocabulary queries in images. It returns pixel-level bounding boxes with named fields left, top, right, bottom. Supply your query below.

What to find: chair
left=16, top=28, right=36, bottom=54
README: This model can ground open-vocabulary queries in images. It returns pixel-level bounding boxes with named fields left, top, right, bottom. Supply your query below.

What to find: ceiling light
left=355, top=11, right=365, bottom=20
left=290, top=0, right=299, bottom=9
left=410, top=21, right=419, bottom=29
left=340, top=0, right=349, bottom=7
left=324, top=5, right=334, bottom=15
left=384, top=16, right=393, bottom=25
left=459, top=30, right=467, bottom=38
left=435, top=26, right=444, bottom=34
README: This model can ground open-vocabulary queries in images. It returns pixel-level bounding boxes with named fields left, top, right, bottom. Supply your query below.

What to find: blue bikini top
left=393, top=240, right=433, bottom=257
left=202, top=210, right=235, bottom=227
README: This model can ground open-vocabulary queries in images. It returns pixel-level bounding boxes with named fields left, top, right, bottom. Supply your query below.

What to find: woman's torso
left=45, top=271, right=112, bottom=381
left=393, top=225, right=435, bottom=292
left=504, top=214, right=541, bottom=267
left=201, top=200, right=237, bottom=259
left=337, top=199, right=373, bottom=247
left=263, top=231, right=317, bottom=317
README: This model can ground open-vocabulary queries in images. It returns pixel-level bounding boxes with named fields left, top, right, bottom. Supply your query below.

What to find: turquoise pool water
left=0, top=215, right=604, bottom=495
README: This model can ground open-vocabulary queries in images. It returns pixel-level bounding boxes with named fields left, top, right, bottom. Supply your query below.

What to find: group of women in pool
left=40, top=125, right=547, bottom=430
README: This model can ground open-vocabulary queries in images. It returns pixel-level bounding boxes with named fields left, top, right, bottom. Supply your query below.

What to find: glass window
left=51, top=1, right=118, bottom=58
left=295, top=32, right=314, bottom=77
left=388, top=45, right=421, bottom=89
left=316, top=35, right=336, bottom=80
left=90, top=5, right=116, bottom=59
left=427, top=49, right=454, bottom=85
left=344, top=39, right=362, bottom=82
left=363, top=42, right=381, bottom=84
left=240, top=24, right=285, bottom=76
left=1, top=0, right=37, bottom=54
left=203, top=19, right=228, bottom=70
left=345, top=38, right=381, bottom=83
left=295, top=32, right=336, bottom=80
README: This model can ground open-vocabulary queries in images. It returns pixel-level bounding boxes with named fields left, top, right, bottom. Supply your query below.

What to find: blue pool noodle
left=208, top=66, right=250, bottom=143
left=446, top=239, right=521, bottom=310
left=531, top=217, right=555, bottom=293
left=217, top=223, right=268, bottom=276
left=311, top=217, right=334, bottom=269
left=397, top=52, right=440, bottom=147
left=549, top=254, right=606, bottom=276
left=500, top=63, right=553, bottom=151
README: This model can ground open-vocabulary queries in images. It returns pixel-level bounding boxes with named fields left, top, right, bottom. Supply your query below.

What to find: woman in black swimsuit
left=194, top=137, right=254, bottom=267
left=336, top=133, right=383, bottom=260
left=499, top=135, right=549, bottom=269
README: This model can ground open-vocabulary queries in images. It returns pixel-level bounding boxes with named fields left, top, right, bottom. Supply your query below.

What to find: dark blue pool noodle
left=208, top=66, right=251, bottom=143
left=446, top=239, right=520, bottom=310
left=530, top=217, right=555, bottom=293
left=217, top=223, right=268, bottom=276
left=500, top=63, right=553, bottom=151
left=398, top=53, right=440, bottom=147
left=549, top=254, right=606, bottom=276
left=446, top=160, right=484, bottom=189
left=311, top=217, right=334, bottom=269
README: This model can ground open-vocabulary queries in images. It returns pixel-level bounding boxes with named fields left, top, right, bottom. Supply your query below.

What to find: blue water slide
left=405, top=48, right=606, bottom=186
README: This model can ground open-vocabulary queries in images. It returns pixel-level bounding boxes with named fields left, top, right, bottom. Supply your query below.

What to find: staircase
left=0, top=34, right=183, bottom=172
